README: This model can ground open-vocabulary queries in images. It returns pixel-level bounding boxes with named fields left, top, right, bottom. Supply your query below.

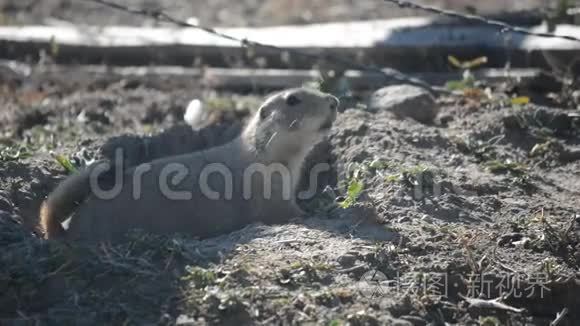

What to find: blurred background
left=0, top=0, right=573, bottom=27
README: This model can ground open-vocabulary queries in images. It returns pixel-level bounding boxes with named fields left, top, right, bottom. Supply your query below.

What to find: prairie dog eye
left=285, top=94, right=301, bottom=106
left=259, top=107, right=269, bottom=120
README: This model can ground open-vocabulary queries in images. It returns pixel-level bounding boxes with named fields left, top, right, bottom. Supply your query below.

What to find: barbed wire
left=83, top=0, right=579, bottom=95
left=384, top=0, right=580, bottom=43
left=84, top=0, right=448, bottom=94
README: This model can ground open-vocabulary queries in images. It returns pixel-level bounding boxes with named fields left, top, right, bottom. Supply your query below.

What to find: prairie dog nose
left=326, top=95, right=339, bottom=110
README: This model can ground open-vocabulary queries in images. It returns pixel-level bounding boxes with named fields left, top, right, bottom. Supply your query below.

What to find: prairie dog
left=40, top=88, right=339, bottom=242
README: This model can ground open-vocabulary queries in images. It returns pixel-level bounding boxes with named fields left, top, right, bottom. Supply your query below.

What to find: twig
left=459, top=294, right=525, bottom=313
left=337, top=264, right=368, bottom=274
left=550, top=307, right=569, bottom=326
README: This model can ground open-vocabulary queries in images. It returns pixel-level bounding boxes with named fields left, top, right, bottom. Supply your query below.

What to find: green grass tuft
left=339, top=179, right=364, bottom=209
left=53, top=154, right=78, bottom=174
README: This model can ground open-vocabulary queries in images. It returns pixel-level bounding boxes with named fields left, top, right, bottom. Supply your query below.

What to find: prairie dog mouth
left=319, top=113, right=335, bottom=131
left=319, top=96, right=338, bottom=131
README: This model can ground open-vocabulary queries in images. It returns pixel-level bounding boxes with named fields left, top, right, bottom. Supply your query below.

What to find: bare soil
left=1, top=58, right=579, bottom=326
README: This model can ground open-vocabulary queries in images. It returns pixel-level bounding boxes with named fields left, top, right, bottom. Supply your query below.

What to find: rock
left=337, top=254, right=357, bottom=267
left=368, top=85, right=438, bottom=124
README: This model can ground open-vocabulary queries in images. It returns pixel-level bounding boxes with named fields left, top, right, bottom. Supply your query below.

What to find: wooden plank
left=0, top=60, right=541, bottom=90
left=0, top=18, right=575, bottom=71
left=202, top=68, right=543, bottom=90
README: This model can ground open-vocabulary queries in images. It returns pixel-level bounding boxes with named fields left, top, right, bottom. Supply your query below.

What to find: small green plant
left=399, top=165, right=436, bottom=189
left=479, top=316, right=500, bottom=326
left=53, top=154, right=78, bottom=174
left=541, top=258, right=563, bottom=280
left=49, top=36, right=60, bottom=58
left=304, top=66, right=351, bottom=99
left=451, top=136, right=496, bottom=161
left=385, top=174, right=400, bottom=183
left=445, top=55, right=487, bottom=91
left=484, top=160, right=527, bottom=175
left=445, top=75, right=475, bottom=92
left=182, top=266, right=216, bottom=289
left=329, top=319, right=344, bottom=326
left=339, top=178, right=364, bottom=209
left=337, top=160, right=379, bottom=208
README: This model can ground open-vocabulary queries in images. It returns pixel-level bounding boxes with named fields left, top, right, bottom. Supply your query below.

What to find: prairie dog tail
left=40, top=161, right=112, bottom=239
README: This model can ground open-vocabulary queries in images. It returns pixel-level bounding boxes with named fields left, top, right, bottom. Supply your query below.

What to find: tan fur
left=40, top=162, right=112, bottom=239
left=39, top=88, right=338, bottom=243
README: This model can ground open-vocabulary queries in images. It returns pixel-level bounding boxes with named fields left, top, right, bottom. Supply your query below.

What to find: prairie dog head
left=244, top=87, right=339, bottom=162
